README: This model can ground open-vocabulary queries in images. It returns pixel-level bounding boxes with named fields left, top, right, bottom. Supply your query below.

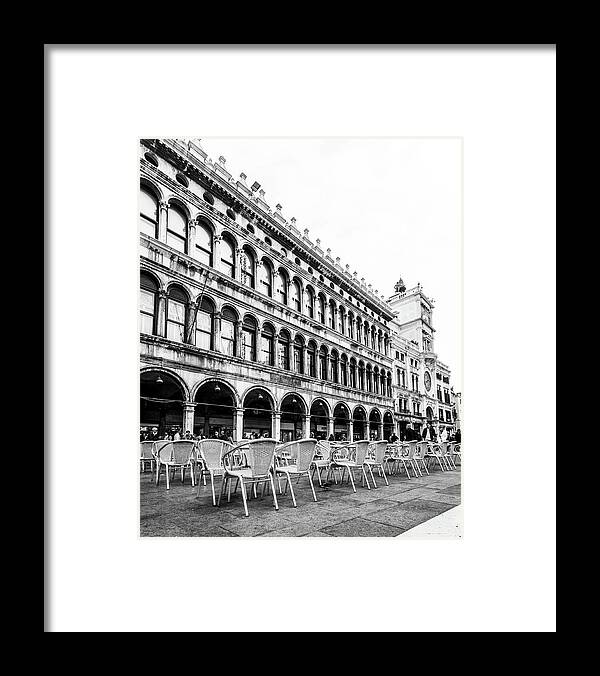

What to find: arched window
left=276, top=269, right=288, bottom=305
left=366, top=364, right=373, bottom=393
left=377, top=331, right=383, bottom=353
left=195, top=220, right=213, bottom=267
left=167, top=205, right=188, bottom=254
left=166, top=286, right=188, bottom=342
left=328, top=300, right=337, bottom=329
left=330, top=350, right=339, bottom=384
left=348, top=312, right=355, bottom=340
left=258, top=259, right=273, bottom=297
left=140, top=272, right=158, bottom=335
left=261, top=323, right=275, bottom=366
left=220, top=236, right=235, bottom=278
left=356, top=320, right=362, bottom=344
left=317, top=295, right=325, bottom=324
left=358, top=361, right=365, bottom=390
left=139, top=186, right=159, bottom=238
left=195, top=297, right=214, bottom=350
left=242, top=315, right=257, bottom=361
left=349, top=358, right=357, bottom=389
left=373, top=367, right=380, bottom=394
left=340, top=354, right=348, bottom=386
left=278, top=330, right=291, bottom=370
left=305, top=287, right=315, bottom=318
left=291, top=279, right=302, bottom=312
left=319, top=346, right=328, bottom=380
left=307, top=341, right=317, bottom=378
left=240, top=247, right=255, bottom=288
left=338, top=307, right=346, bottom=334
left=293, top=336, right=304, bottom=374
left=364, top=322, right=370, bottom=347
left=221, top=307, right=237, bottom=356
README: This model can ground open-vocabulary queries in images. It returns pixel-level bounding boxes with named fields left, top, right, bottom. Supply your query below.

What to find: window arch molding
left=193, top=216, right=215, bottom=267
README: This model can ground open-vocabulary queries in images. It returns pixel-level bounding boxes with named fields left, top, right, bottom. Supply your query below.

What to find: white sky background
left=196, top=137, right=461, bottom=376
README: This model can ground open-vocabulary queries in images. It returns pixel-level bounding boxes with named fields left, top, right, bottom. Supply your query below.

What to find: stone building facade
left=139, top=138, right=458, bottom=442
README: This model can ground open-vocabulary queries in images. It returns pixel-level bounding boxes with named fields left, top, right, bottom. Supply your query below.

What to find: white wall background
left=47, top=46, right=556, bottom=632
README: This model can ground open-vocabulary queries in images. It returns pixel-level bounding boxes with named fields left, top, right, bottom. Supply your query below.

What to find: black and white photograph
left=139, top=137, right=463, bottom=537
left=46, top=45, right=556, bottom=632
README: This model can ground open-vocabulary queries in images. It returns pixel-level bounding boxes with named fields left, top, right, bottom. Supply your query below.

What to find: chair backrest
left=353, top=440, right=370, bottom=464
left=441, top=441, right=451, bottom=456
left=154, top=440, right=171, bottom=456
left=332, top=442, right=353, bottom=461
left=140, top=441, right=156, bottom=460
left=227, top=439, right=278, bottom=477
left=198, top=439, right=232, bottom=471
left=406, top=441, right=418, bottom=459
left=277, top=439, right=318, bottom=472
left=160, top=440, right=195, bottom=465
left=414, top=441, right=429, bottom=459
left=369, top=440, right=388, bottom=463
left=316, top=440, right=332, bottom=461
left=453, top=443, right=461, bottom=454
left=429, top=443, right=442, bottom=456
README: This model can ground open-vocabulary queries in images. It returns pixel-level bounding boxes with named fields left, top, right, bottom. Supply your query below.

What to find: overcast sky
left=196, top=137, right=462, bottom=379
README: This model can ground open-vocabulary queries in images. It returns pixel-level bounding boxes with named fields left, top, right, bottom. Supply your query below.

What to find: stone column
left=273, top=411, right=282, bottom=442
left=378, top=421, right=384, bottom=441
left=158, top=201, right=169, bottom=243
left=301, top=344, right=307, bottom=376
left=188, top=219, right=197, bottom=256
left=183, top=402, right=196, bottom=434
left=303, top=415, right=311, bottom=439
left=327, top=416, right=334, bottom=439
left=156, top=290, right=167, bottom=337
left=235, top=408, right=244, bottom=442
left=348, top=420, right=354, bottom=442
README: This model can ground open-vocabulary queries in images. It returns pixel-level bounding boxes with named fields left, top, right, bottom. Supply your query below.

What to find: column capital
left=159, top=200, right=170, bottom=210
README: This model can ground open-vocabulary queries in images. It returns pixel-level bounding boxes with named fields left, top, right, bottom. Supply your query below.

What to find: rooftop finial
left=394, top=275, right=406, bottom=293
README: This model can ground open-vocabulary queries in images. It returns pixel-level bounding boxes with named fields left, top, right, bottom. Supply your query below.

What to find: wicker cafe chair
left=395, top=442, right=415, bottom=479
left=311, top=440, right=333, bottom=487
left=195, top=439, right=233, bottom=505
left=217, top=439, right=279, bottom=518
left=425, top=442, right=447, bottom=472
left=452, top=442, right=461, bottom=466
left=412, top=441, right=430, bottom=476
left=440, top=441, right=457, bottom=470
left=327, top=440, right=371, bottom=493
left=155, top=441, right=196, bottom=490
left=274, top=439, right=319, bottom=507
left=140, top=441, right=157, bottom=475
left=364, top=440, right=390, bottom=487
left=382, top=443, right=399, bottom=475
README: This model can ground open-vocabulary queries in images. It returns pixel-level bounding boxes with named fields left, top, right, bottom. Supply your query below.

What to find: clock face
left=424, top=371, right=432, bottom=391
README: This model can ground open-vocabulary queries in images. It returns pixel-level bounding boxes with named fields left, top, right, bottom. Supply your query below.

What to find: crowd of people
left=139, top=426, right=234, bottom=443
left=140, top=424, right=461, bottom=444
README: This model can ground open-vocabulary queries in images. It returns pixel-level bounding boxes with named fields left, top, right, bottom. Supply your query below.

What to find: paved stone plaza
left=140, top=464, right=462, bottom=537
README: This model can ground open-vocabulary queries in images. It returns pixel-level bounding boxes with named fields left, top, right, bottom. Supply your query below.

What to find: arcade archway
left=280, top=393, right=307, bottom=442
left=194, top=380, right=236, bottom=440
left=310, top=399, right=330, bottom=440
left=140, top=370, right=186, bottom=437
left=383, top=411, right=394, bottom=440
left=333, top=402, right=350, bottom=441
left=353, top=406, right=367, bottom=441
left=243, top=388, right=273, bottom=438
left=369, top=408, right=382, bottom=440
